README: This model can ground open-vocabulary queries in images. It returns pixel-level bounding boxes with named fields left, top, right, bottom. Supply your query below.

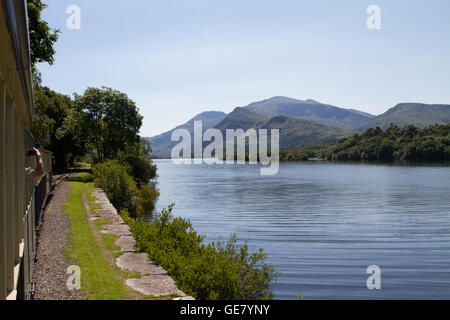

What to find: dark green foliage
left=92, top=160, right=159, bottom=218
left=214, top=235, right=278, bottom=300
left=92, top=161, right=139, bottom=216
left=126, top=205, right=277, bottom=300
left=27, top=0, right=60, bottom=70
left=124, top=155, right=157, bottom=183
left=136, top=184, right=159, bottom=217
left=280, top=145, right=326, bottom=161
left=325, top=124, right=450, bottom=162
left=31, top=86, right=85, bottom=170
left=73, top=87, right=143, bottom=161
left=36, top=85, right=160, bottom=215
left=116, top=139, right=157, bottom=184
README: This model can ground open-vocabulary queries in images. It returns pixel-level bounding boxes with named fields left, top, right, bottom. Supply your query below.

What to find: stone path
left=92, top=189, right=194, bottom=300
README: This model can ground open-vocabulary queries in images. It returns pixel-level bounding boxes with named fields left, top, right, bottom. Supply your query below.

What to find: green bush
left=118, top=151, right=157, bottom=184
left=92, top=160, right=160, bottom=218
left=137, top=183, right=160, bottom=216
left=92, top=160, right=139, bottom=217
left=126, top=205, right=277, bottom=300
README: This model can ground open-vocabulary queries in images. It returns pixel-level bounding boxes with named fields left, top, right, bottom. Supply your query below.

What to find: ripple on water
left=152, top=161, right=450, bottom=299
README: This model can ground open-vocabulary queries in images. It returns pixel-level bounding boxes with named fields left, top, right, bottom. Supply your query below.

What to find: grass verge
left=64, top=172, right=164, bottom=300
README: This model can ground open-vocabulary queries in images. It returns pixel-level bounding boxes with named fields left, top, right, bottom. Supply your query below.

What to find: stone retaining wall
left=92, top=189, right=194, bottom=300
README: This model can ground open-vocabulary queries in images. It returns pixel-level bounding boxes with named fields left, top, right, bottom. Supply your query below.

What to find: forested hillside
left=326, top=124, right=450, bottom=162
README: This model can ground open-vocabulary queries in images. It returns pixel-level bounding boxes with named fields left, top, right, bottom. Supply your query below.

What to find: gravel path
left=32, top=175, right=83, bottom=300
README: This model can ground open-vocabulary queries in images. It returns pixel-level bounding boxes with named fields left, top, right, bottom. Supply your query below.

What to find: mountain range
left=146, top=97, right=450, bottom=158
left=146, top=111, right=227, bottom=158
left=243, top=96, right=375, bottom=129
left=359, top=103, right=450, bottom=131
left=214, top=107, right=353, bottom=148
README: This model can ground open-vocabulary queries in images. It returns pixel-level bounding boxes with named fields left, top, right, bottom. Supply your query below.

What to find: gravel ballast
left=32, top=176, right=83, bottom=300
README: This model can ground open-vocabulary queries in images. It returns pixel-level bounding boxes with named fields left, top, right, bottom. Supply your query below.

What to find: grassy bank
left=63, top=173, right=159, bottom=300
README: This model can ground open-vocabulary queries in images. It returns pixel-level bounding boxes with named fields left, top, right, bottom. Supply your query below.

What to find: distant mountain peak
left=197, top=110, right=227, bottom=115
left=146, top=110, right=227, bottom=158
left=192, top=111, right=227, bottom=121
left=261, top=96, right=320, bottom=105
left=146, top=97, right=450, bottom=158
left=243, top=96, right=374, bottom=129
left=266, top=96, right=291, bottom=100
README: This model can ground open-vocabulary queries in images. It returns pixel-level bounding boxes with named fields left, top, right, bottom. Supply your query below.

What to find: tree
left=323, top=123, right=450, bottom=162
left=73, top=87, right=143, bottom=161
left=27, top=0, right=60, bottom=72
left=31, top=87, right=85, bottom=170
left=117, top=138, right=157, bottom=184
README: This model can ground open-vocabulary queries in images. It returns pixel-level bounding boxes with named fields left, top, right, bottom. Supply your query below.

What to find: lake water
left=153, top=160, right=450, bottom=300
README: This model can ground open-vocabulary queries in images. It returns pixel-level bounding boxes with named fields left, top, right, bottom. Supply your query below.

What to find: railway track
left=52, top=172, right=73, bottom=190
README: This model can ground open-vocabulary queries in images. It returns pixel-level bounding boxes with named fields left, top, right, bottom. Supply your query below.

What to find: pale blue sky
left=39, top=0, right=450, bottom=136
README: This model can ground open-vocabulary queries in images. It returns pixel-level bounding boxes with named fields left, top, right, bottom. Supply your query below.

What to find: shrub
left=92, top=160, right=139, bottom=216
left=214, top=235, right=277, bottom=300
left=116, top=138, right=158, bottom=184
left=121, top=154, right=157, bottom=184
left=137, top=183, right=160, bottom=216
left=127, top=205, right=277, bottom=300
left=92, top=160, right=159, bottom=218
